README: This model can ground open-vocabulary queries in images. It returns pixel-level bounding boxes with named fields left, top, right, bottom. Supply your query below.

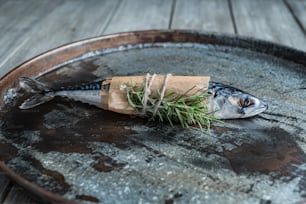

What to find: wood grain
left=0, top=0, right=63, bottom=77
left=285, top=0, right=306, bottom=33
left=0, top=174, right=10, bottom=202
left=104, top=0, right=173, bottom=34
left=171, top=0, right=235, bottom=33
left=3, top=185, right=40, bottom=204
left=0, top=0, right=120, bottom=77
left=231, top=0, right=306, bottom=51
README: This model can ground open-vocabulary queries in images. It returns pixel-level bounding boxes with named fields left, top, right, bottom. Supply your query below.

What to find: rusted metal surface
left=0, top=30, right=306, bottom=203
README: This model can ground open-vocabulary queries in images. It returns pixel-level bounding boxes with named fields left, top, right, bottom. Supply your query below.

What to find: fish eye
left=239, top=97, right=253, bottom=107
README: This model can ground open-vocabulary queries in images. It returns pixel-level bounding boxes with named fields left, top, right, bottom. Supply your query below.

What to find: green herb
left=122, top=83, right=220, bottom=130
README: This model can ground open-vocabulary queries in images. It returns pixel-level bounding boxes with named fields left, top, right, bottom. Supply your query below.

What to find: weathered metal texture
left=0, top=30, right=306, bottom=204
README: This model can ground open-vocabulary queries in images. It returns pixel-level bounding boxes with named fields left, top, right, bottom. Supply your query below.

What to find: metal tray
left=0, top=30, right=306, bottom=204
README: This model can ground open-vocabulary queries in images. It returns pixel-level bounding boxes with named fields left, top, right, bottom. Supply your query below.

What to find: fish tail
left=19, top=77, right=55, bottom=109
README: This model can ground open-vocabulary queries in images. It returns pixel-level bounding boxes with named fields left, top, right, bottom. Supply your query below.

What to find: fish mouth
left=242, top=101, right=268, bottom=118
left=260, top=101, right=268, bottom=111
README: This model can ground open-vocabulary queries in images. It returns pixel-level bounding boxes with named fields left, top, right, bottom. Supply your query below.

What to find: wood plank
left=171, top=0, right=235, bottom=33
left=0, top=0, right=64, bottom=77
left=104, top=0, right=173, bottom=34
left=0, top=0, right=119, bottom=77
left=0, top=173, right=11, bottom=202
left=231, top=0, right=306, bottom=51
left=0, top=0, right=63, bottom=33
left=285, top=0, right=306, bottom=33
left=0, top=0, right=61, bottom=75
left=3, top=185, right=40, bottom=204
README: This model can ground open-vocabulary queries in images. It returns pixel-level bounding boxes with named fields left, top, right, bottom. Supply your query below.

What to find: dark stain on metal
left=211, top=124, right=232, bottom=134
left=164, top=192, right=184, bottom=204
left=79, top=60, right=100, bottom=72
left=25, top=155, right=71, bottom=194
left=93, top=155, right=126, bottom=172
left=1, top=99, right=137, bottom=153
left=75, top=195, right=100, bottom=203
left=223, top=127, right=305, bottom=175
left=0, top=143, right=18, bottom=162
left=165, top=198, right=174, bottom=204
left=259, top=199, right=272, bottom=204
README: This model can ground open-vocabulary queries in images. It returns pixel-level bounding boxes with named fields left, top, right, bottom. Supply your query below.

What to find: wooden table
left=0, top=0, right=305, bottom=203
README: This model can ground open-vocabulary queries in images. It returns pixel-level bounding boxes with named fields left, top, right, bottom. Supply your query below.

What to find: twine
left=142, top=73, right=156, bottom=115
left=141, top=73, right=172, bottom=116
left=153, top=74, right=172, bottom=116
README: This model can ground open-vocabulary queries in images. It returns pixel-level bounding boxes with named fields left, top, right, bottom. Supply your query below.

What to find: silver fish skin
left=207, top=82, right=267, bottom=119
left=18, top=77, right=104, bottom=109
left=18, top=78, right=267, bottom=119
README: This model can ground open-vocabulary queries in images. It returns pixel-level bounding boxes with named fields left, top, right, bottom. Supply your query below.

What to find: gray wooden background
left=0, top=0, right=306, bottom=203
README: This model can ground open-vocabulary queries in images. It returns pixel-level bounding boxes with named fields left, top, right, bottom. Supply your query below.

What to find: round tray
left=0, top=30, right=306, bottom=204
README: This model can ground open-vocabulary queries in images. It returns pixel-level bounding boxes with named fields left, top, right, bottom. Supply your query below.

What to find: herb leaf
left=123, top=83, right=220, bottom=130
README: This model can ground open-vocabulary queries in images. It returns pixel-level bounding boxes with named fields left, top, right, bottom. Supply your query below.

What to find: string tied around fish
left=115, top=73, right=218, bottom=130
left=141, top=73, right=171, bottom=117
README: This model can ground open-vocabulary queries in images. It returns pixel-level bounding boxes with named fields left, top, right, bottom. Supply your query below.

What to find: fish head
left=208, top=82, right=267, bottom=119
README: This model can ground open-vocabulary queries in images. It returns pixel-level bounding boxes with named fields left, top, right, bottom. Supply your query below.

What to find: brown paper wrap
left=100, top=75, right=210, bottom=115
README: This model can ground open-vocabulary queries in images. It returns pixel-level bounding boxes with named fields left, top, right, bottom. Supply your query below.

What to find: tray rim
left=1, top=29, right=306, bottom=203
left=1, top=29, right=306, bottom=108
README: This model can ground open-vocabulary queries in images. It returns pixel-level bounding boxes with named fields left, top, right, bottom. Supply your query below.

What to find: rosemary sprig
left=122, top=83, right=220, bottom=130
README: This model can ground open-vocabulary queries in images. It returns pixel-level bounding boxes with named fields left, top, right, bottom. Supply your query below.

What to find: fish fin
left=18, top=77, right=54, bottom=109
left=19, top=77, right=51, bottom=93
left=19, top=93, right=55, bottom=109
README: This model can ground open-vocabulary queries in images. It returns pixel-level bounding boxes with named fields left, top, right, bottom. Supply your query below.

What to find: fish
left=18, top=77, right=106, bottom=109
left=207, top=82, right=267, bottom=119
left=18, top=77, right=267, bottom=119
